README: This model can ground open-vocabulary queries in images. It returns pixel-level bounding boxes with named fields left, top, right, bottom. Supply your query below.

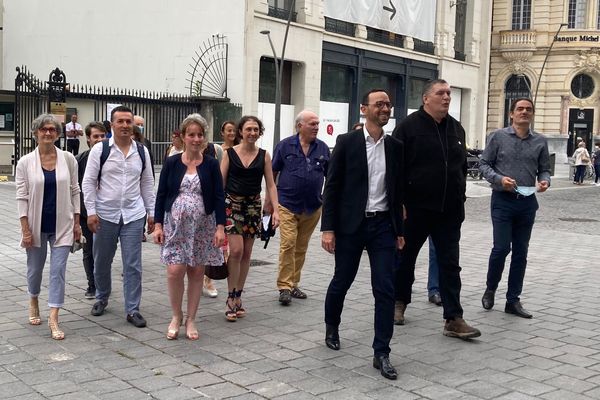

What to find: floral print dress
left=161, top=173, right=224, bottom=267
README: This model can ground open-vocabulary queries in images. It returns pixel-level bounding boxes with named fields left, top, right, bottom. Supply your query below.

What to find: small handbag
left=205, top=261, right=228, bottom=280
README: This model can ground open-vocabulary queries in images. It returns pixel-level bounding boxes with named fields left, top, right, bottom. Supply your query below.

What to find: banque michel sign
left=555, top=34, right=600, bottom=44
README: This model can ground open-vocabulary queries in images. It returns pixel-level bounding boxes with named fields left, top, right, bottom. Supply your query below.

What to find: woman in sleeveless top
left=220, top=116, right=280, bottom=321
left=154, top=113, right=225, bottom=340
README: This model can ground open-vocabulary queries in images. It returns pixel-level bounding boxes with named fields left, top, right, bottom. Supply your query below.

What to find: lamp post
left=260, top=0, right=296, bottom=147
left=533, top=23, right=568, bottom=107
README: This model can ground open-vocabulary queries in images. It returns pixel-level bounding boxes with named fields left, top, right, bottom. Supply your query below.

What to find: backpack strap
left=97, top=139, right=146, bottom=182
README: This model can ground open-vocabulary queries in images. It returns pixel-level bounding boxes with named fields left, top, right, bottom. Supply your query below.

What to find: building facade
left=489, top=0, right=600, bottom=162
left=0, top=0, right=492, bottom=165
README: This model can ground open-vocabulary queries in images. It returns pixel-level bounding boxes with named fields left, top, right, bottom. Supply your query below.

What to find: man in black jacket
left=75, top=122, right=107, bottom=299
left=392, top=79, right=480, bottom=339
left=321, top=89, right=404, bottom=380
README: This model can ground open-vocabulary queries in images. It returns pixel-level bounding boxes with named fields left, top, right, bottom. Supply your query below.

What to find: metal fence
left=14, top=66, right=242, bottom=165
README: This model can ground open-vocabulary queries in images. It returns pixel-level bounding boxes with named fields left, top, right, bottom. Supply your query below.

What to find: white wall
left=3, top=0, right=246, bottom=103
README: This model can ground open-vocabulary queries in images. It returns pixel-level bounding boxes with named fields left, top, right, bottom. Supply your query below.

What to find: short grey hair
left=31, top=113, right=62, bottom=135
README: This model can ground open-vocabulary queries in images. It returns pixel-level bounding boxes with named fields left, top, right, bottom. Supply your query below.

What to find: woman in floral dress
left=220, top=116, right=279, bottom=321
left=154, top=114, right=225, bottom=340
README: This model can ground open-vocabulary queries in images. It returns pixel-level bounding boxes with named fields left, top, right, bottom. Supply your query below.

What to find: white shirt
left=82, top=138, right=156, bottom=224
left=363, top=127, right=388, bottom=212
left=65, top=121, right=82, bottom=139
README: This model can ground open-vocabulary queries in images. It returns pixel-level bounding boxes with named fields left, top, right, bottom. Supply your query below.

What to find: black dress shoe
left=373, top=355, right=398, bottom=380
left=126, top=311, right=147, bottom=327
left=325, top=324, right=340, bottom=350
left=91, top=300, right=108, bottom=316
left=505, top=301, right=532, bottom=319
left=482, top=289, right=495, bottom=310
left=428, top=293, right=442, bottom=306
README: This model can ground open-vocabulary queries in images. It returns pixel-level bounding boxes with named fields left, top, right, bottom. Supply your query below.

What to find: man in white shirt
left=65, top=114, right=83, bottom=155
left=320, top=89, right=405, bottom=380
left=82, top=105, right=155, bottom=328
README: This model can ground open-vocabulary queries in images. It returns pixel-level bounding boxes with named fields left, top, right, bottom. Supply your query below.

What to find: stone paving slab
left=0, top=178, right=599, bottom=399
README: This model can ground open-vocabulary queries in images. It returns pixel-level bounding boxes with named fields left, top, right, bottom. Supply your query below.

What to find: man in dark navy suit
left=321, top=89, right=404, bottom=380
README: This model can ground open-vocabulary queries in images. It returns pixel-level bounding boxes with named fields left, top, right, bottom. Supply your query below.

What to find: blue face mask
left=515, top=186, right=536, bottom=196
left=138, top=126, right=145, bottom=134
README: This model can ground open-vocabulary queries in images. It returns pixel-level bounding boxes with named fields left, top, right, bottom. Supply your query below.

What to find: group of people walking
left=16, top=80, right=552, bottom=381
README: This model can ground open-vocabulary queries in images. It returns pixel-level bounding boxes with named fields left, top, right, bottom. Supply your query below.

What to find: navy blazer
left=321, top=129, right=404, bottom=236
left=154, top=153, right=226, bottom=225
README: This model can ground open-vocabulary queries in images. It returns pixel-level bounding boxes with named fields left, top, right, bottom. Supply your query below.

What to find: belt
left=365, top=210, right=389, bottom=218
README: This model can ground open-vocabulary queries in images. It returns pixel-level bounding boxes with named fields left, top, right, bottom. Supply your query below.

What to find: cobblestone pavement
left=0, top=176, right=599, bottom=400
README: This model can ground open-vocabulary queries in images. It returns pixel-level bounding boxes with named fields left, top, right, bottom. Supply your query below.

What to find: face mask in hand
left=515, top=186, right=536, bottom=196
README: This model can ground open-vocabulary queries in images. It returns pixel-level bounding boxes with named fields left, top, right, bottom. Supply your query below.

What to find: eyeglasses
left=39, top=127, right=57, bottom=134
left=364, top=101, right=393, bottom=109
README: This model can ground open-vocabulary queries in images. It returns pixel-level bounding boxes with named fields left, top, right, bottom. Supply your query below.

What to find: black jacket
left=392, top=107, right=467, bottom=213
left=75, top=149, right=90, bottom=219
left=154, top=153, right=225, bottom=225
left=321, top=129, right=404, bottom=236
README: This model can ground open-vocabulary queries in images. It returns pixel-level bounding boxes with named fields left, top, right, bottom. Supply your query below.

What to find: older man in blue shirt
left=479, top=97, right=551, bottom=319
left=267, top=110, right=330, bottom=305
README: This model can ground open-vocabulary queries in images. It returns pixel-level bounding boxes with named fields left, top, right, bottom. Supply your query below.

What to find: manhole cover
left=558, top=217, right=598, bottom=222
left=250, top=259, right=274, bottom=266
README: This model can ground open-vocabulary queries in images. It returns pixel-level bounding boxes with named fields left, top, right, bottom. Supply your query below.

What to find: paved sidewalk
left=0, top=178, right=599, bottom=399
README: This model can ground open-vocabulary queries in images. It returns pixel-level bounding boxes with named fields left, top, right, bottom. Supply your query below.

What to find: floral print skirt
left=161, top=174, right=224, bottom=267
left=224, top=193, right=261, bottom=238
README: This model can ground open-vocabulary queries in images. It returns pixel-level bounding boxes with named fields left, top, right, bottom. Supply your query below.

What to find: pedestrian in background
left=76, top=122, right=107, bottom=299
left=593, top=143, right=600, bottom=186
left=16, top=113, right=81, bottom=340
left=154, top=113, right=225, bottom=340
left=220, top=115, right=279, bottom=322
left=572, top=141, right=591, bottom=185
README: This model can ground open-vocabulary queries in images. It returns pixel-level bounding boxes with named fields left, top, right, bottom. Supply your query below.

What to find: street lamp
left=260, top=0, right=296, bottom=147
left=260, top=30, right=281, bottom=147
left=533, top=23, right=568, bottom=107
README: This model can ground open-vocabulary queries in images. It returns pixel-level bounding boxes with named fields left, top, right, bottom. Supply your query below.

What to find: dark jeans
left=394, top=206, right=464, bottom=320
left=67, top=139, right=80, bottom=155
left=574, top=165, right=586, bottom=183
left=427, top=237, right=439, bottom=297
left=81, top=218, right=95, bottom=291
left=486, top=191, right=538, bottom=304
left=594, top=164, right=600, bottom=183
left=324, top=213, right=396, bottom=357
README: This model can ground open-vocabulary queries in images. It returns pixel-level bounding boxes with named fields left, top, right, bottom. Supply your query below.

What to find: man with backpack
left=82, top=105, right=156, bottom=328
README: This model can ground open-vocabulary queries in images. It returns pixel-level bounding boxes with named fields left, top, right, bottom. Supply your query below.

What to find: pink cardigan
left=15, top=147, right=80, bottom=247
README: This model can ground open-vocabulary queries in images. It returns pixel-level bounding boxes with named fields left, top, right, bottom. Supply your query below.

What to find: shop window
left=407, top=79, right=427, bottom=114
left=568, top=0, right=587, bottom=29
left=359, top=71, right=397, bottom=107
left=320, top=64, right=353, bottom=102
left=504, top=75, right=531, bottom=127
left=0, top=103, right=15, bottom=132
left=571, top=73, right=594, bottom=99
left=512, top=0, right=531, bottom=30
left=259, top=57, right=292, bottom=104
left=268, top=0, right=297, bottom=22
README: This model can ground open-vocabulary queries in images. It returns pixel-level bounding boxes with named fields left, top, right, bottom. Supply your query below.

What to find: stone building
left=488, top=0, right=600, bottom=162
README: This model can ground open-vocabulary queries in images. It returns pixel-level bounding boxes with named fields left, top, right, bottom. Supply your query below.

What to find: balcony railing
left=366, top=27, right=404, bottom=48
left=413, top=39, right=435, bottom=55
left=268, top=6, right=297, bottom=22
left=324, top=17, right=356, bottom=37
left=499, top=30, right=537, bottom=49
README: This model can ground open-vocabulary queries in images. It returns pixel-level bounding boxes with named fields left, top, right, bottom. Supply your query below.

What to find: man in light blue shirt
left=479, top=97, right=551, bottom=319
